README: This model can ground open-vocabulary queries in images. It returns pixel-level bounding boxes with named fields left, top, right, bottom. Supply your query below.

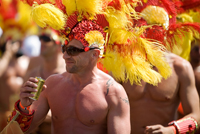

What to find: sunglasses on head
left=39, top=35, right=52, bottom=42
left=61, top=45, right=100, bottom=56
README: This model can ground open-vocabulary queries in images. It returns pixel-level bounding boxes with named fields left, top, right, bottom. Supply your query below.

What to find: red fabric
left=0, top=1, right=17, bottom=20
left=97, top=62, right=108, bottom=74
left=7, top=100, right=34, bottom=132
left=177, top=119, right=197, bottom=133
left=169, top=117, right=198, bottom=134
left=178, top=103, right=184, bottom=115
left=181, top=0, right=200, bottom=10
left=146, top=25, right=165, bottom=43
left=64, top=20, right=106, bottom=47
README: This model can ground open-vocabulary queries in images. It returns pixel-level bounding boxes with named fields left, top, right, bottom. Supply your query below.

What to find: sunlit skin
left=23, top=38, right=66, bottom=134
left=118, top=53, right=200, bottom=134
left=190, top=40, right=200, bottom=115
left=19, top=39, right=130, bottom=134
left=24, top=39, right=65, bottom=81
left=0, top=41, right=28, bottom=131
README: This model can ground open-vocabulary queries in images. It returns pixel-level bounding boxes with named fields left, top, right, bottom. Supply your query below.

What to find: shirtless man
left=9, top=38, right=130, bottom=134
left=190, top=39, right=200, bottom=134
left=120, top=53, right=199, bottom=134
left=190, top=39, right=200, bottom=95
left=23, top=33, right=66, bottom=134
left=24, top=34, right=65, bottom=80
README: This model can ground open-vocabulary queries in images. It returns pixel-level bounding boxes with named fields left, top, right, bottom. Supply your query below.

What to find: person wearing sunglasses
left=8, top=17, right=131, bottom=134
left=22, top=29, right=66, bottom=134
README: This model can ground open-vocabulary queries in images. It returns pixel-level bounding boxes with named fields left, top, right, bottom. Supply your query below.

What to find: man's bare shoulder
left=97, top=69, right=125, bottom=95
left=104, top=77, right=129, bottom=107
left=169, top=53, right=192, bottom=74
left=104, top=77, right=127, bottom=98
left=45, top=72, right=68, bottom=84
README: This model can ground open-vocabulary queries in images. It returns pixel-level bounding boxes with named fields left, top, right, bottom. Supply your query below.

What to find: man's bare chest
left=123, top=75, right=179, bottom=102
left=47, top=86, right=108, bottom=126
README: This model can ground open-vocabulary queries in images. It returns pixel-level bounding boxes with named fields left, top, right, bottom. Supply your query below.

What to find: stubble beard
left=66, top=65, right=78, bottom=73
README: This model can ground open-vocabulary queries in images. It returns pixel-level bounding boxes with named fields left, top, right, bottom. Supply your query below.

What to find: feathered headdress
left=172, top=0, right=200, bottom=60
left=133, top=0, right=200, bottom=61
left=20, top=0, right=172, bottom=85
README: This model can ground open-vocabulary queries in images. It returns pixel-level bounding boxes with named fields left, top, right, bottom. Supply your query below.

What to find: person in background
left=119, top=52, right=200, bottom=134
left=23, top=28, right=66, bottom=134
left=24, top=29, right=65, bottom=81
left=190, top=39, right=200, bottom=96
left=112, top=0, right=200, bottom=133
left=0, top=40, right=20, bottom=77
left=0, top=39, right=23, bottom=131
left=0, top=0, right=40, bottom=131
left=190, top=39, right=200, bottom=134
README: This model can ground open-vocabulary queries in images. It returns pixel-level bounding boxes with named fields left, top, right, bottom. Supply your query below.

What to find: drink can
left=29, top=77, right=45, bottom=100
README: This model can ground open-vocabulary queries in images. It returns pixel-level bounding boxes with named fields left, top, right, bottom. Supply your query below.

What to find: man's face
left=62, top=39, right=92, bottom=73
left=190, top=40, right=200, bottom=63
left=39, top=35, right=57, bottom=57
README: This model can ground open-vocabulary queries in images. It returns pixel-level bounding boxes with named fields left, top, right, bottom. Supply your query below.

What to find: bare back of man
left=122, top=53, right=199, bottom=134
left=26, top=68, right=129, bottom=134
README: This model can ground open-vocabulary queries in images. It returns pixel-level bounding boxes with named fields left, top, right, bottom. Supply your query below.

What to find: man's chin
left=66, top=68, right=76, bottom=73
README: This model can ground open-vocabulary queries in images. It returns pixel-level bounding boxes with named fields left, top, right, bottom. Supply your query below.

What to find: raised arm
left=0, top=41, right=19, bottom=77
left=8, top=77, right=50, bottom=133
left=106, top=80, right=131, bottom=134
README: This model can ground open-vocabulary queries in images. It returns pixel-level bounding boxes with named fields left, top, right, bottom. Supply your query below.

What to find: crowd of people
left=0, top=0, right=200, bottom=134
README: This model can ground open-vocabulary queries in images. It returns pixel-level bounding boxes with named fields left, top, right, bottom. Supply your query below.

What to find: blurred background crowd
left=0, top=0, right=200, bottom=134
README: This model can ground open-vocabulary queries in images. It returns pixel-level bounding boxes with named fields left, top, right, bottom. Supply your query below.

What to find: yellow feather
left=102, top=48, right=164, bottom=85
left=85, top=30, right=105, bottom=57
left=63, top=0, right=103, bottom=19
left=62, top=0, right=77, bottom=16
left=31, top=3, right=66, bottom=30
left=172, top=30, right=193, bottom=61
left=138, top=38, right=172, bottom=79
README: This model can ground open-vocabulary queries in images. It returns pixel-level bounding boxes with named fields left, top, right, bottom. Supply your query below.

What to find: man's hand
left=6, top=40, right=20, bottom=55
left=144, top=125, right=175, bottom=134
left=20, top=77, right=46, bottom=107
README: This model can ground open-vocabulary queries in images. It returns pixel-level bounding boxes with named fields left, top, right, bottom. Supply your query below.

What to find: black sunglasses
left=61, top=45, right=100, bottom=56
left=39, top=35, right=52, bottom=42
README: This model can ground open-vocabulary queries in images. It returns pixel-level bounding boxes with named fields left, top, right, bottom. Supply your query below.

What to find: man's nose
left=63, top=51, right=71, bottom=59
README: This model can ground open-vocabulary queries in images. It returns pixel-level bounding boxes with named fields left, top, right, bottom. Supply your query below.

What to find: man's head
left=39, top=29, right=63, bottom=57
left=190, top=39, right=200, bottom=63
left=39, top=34, right=58, bottom=57
left=64, top=20, right=106, bottom=58
left=62, top=39, right=100, bottom=73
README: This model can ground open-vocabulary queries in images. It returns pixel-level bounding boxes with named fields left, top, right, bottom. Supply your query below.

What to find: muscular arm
left=194, top=71, right=200, bottom=98
left=23, top=77, right=50, bottom=134
left=106, top=80, right=131, bottom=134
left=177, top=59, right=200, bottom=123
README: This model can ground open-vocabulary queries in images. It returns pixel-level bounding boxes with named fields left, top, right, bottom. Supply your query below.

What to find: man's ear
left=93, top=50, right=100, bottom=58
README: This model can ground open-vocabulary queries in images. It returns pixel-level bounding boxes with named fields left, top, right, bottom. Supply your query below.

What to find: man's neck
left=71, top=66, right=99, bottom=87
left=40, top=53, right=65, bottom=79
